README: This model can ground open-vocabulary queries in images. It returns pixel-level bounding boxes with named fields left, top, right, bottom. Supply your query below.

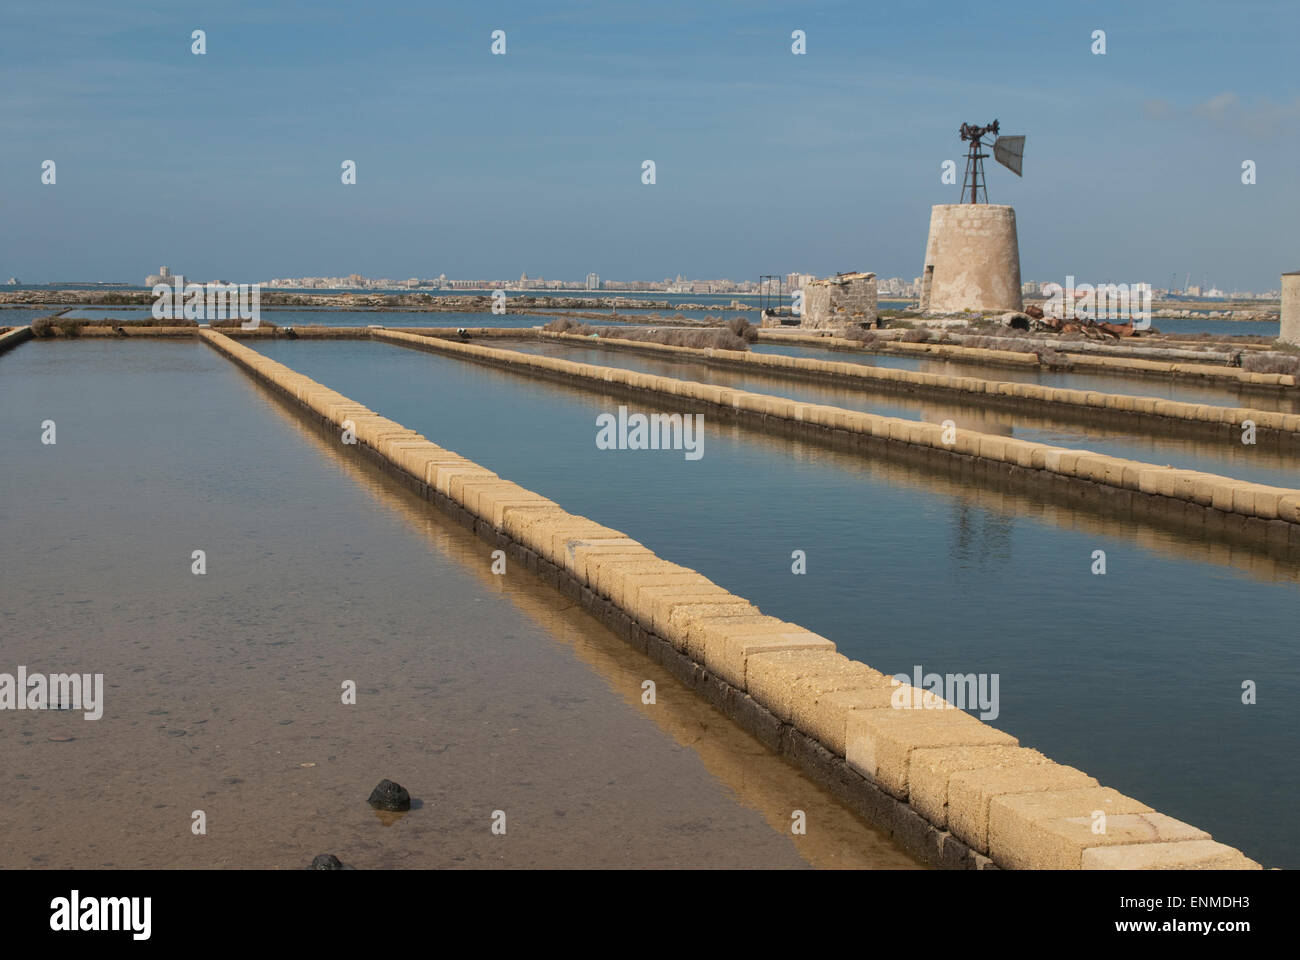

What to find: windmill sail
left=993, top=136, right=1025, bottom=176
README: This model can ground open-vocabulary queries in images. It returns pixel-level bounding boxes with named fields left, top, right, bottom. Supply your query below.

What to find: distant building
left=785, top=273, right=816, bottom=296
left=876, top=276, right=914, bottom=297
left=145, top=265, right=173, bottom=286
left=586, top=273, right=601, bottom=291
left=784, top=271, right=877, bottom=329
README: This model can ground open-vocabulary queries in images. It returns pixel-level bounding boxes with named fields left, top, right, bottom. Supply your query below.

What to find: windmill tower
left=919, top=120, right=1026, bottom=314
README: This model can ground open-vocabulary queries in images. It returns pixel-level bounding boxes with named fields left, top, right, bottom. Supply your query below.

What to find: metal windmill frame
left=959, top=120, right=1024, bottom=204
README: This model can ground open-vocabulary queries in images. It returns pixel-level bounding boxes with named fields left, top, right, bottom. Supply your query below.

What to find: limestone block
left=787, top=670, right=898, bottom=754
left=384, top=440, right=442, bottom=479
left=612, top=568, right=713, bottom=609
left=909, top=745, right=1049, bottom=829
left=549, top=523, right=629, bottom=569
left=627, top=583, right=733, bottom=633
left=522, top=517, right=602, bottom=564
left=1209, top=481, right=1238, bottom=512
left=745, top=650, right=856, bottom=721
left=457, top=479, right=530, bottom=520
left=422, top=456, right=475, bottom=486
left=1002, top=438, right=1039, bottom=469
left=977, top=436, right=1008, bottom=461
left=559, top=537, right=644, bottom=577
left=440, top=466, right=501, bottom=503
left=845, top=709, right=1018, bottom=801
left=1082, top=840, right=1261, bottom=870
left=946, top=762, right=1098, bottom=853
left=584, top=559, right=684, bottom=605
left=498, top=504, right=568, bottom=541
left=659, top=599, right=760, bottom=653
left=986, top=787, right=1207, bottom=870
left=1231, top=486, right=1257, bottom=516
left=703, top=623, right=836, bottom=690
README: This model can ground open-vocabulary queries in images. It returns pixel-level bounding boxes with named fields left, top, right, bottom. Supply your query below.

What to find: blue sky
left=3, top=0, right=1298, bottom=290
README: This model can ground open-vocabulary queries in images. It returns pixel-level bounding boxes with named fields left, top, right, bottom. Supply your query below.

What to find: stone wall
left=393, top=328, right=1300, bottom=527
left=196, top=326, right=1264, bottom=869
left=800, top=272, right=877, bottom=329
left=539, top=329, right=1300, bottom=444
left=758, top=328, right=1295, bottom=388
left=0, top=325, right=33, bottom=354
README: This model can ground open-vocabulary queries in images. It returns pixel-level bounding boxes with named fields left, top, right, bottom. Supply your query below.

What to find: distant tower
left=919, top=120, right=1025, bottom=314
left=159, top=266, right=171, bottom=279
left=1281, top=271, right=1300, bottom=346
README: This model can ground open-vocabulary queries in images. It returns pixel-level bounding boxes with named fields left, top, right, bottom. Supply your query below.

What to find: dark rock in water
left=367, top=779, right=411, bottom=811
left=310, top=854, right=345, bottom=870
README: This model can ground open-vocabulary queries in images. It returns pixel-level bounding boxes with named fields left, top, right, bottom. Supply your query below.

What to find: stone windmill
left=919, top=120, right=1027, bottom=315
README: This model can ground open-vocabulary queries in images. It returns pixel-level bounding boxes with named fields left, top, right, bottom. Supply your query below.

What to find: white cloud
left=1193, top=91, right=1300, bottom=140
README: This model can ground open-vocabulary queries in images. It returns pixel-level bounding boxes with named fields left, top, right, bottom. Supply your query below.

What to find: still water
left=498, top=339, right=1300, bottom=490
left=0, top=339, right=913, bottom=869
left=248, top=338, right=1300, bottom=868
left=49, top=305, right=566, bottom=329
left=751, top=343, right=1300, bottom=415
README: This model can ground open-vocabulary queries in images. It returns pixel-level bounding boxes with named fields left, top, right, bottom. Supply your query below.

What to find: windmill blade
left=993, top=135, right=1025, bottom=176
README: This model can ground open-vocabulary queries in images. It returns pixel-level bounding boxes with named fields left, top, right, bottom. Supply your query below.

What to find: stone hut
left=798, top=272, right=878, bottom=329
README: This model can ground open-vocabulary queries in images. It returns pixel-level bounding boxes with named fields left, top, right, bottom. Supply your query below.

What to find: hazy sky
left=3, top=0, right=1298, bottom=290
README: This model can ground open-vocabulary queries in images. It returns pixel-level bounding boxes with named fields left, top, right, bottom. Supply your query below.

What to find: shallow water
left=47, top=306, right=566, bottom=329
left=0, top=339, right=914, bottom=869
left=0, top=307, right=78, bottom=326
left=499, top=339, right=1300, bottom=490
left=1151, top=317, right=1279, bottom=338
left=244, top=337, right=1300, bottom=868
left=751, top=343, right=1300, bottom=415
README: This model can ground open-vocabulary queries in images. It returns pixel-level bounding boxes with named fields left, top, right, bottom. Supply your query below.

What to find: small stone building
left=798, top=272, right=878, bottom=329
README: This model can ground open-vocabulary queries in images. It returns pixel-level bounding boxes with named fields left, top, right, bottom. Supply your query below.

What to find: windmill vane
left=959, top=119, right=1024, bottom=204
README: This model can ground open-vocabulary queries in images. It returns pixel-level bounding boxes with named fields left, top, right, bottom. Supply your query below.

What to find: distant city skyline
left=5, top=265, right=1282, bottom=301
left=4, top=1, right=1299, bottom=291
